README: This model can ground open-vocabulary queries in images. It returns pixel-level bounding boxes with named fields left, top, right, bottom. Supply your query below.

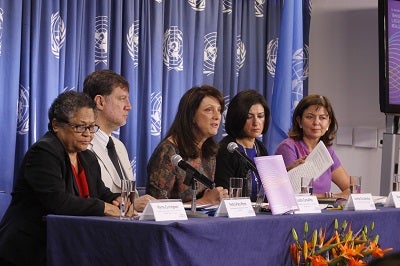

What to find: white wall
left=309, top=0, right=385, bottom=195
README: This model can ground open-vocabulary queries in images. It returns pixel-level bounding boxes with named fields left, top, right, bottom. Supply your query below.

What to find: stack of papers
left=288, top=141, right=334, bottom=193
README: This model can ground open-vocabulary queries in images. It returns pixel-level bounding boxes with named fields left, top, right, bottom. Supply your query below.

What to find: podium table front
left=47, top=207, right=400, bottom=266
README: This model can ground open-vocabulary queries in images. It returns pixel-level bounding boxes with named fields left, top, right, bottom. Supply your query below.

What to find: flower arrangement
left=289, top=219, right=393, bottom=266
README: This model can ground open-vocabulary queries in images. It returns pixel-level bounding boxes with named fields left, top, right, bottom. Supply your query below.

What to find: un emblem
left=255, top=0, right=265, bottom=18
left=203, top=32, right=218, bottom=76
left=223, top=0, right=232, bottom=14
left=266, top=38, right=278, bottom=77
left=50, top=11, right=66, bottom=59
left=150, top=92, right=162, bottom=136
left=127, top=20, right=139, bottom=68
left=17, top=84, right=29, bottom=135
left=163, top=26, right=183, bottom=71
left=95, top=16, right=109, bottom=66
left=291, top=46, right=310, bottom=109
left=188, top=0, right=206, bottom=11
left=236, top=36, right=246, bottom=76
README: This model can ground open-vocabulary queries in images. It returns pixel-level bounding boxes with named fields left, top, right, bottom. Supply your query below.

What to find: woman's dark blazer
left=0, top=131, right=118, bottom=265
left=215, top=135, right=268, bottom=190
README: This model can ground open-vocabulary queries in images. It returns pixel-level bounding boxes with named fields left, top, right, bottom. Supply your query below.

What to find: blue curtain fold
left=0, top=0, right=311, bottom=192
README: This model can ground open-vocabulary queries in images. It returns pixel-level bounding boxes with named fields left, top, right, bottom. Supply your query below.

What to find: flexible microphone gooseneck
left=171, top=154, right=215, bottom=189
left=227, top=142, right=259, bottom=174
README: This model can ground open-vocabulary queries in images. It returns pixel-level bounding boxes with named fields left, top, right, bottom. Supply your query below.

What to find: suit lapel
left=91, top=137, right=122, bottom=186
left=114, top=139, right=133, bottom=180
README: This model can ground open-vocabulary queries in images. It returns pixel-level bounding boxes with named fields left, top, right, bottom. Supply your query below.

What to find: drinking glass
left=253, top=185, right=265, bottom=213
left=350, top=176, right=362, bottom=194
left=393, top=174, right=400, bottom=192
left=300, top=177, right=313, bottom=194
left=120, top=180, right=135, bottom=220
left=229, top=177, right=243, bottom=198
left=129, top=180, right=136, bottom=207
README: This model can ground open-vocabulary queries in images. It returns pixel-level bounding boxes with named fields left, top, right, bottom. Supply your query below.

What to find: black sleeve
left=214, top=137, right=248, bottom=189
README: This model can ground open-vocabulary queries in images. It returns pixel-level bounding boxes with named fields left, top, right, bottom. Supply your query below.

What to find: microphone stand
left=184, top=169, right=208, bottom=218
left=191, top=177, right=198, bottom=213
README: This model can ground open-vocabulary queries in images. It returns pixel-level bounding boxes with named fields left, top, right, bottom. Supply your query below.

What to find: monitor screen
left=379, top=0, right=400, bottom=113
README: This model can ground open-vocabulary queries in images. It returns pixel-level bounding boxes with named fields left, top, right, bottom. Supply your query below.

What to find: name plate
left=214, top=198, right=256, bottom=218
left=384, top=191, right=400, bottom=208
left=343, top=193, right=376, bottom=211
left=294, top=195, right=321, bottom=214
left=139, top=199, right=188, bottom=221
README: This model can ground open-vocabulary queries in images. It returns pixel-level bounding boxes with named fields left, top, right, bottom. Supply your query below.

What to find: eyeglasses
left=61, top=121, right=100, bottom=133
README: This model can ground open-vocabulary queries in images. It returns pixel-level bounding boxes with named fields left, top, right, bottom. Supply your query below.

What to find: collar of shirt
left=95, top=129, right=111, bottom=151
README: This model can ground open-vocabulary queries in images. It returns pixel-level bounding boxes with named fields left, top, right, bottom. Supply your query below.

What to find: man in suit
left=83, top=69, right=154, bottom=211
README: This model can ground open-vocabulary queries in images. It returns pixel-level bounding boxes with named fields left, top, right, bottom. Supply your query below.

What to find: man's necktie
left=106, top=137, right=124, bottom=179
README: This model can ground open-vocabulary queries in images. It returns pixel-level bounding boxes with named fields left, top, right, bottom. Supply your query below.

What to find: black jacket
left=0, top=131, right=118, bottom=265
left=215, top=135, right=268, bottom=199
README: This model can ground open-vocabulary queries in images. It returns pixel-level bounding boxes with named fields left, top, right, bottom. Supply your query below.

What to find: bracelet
left=325, top=192, right=333, bottom=198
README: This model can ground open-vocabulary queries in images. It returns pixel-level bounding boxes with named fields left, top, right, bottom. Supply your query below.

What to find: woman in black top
left=215, top=90, right=270, bottom=201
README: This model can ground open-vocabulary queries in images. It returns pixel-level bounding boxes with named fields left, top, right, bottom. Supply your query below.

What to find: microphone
left=227, top=142, right=259, bottom=174
left=171, top=154, right=215, bottom=189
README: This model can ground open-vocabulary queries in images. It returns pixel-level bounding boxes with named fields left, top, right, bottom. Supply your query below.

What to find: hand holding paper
left=287, top=141, right=334, bottom=193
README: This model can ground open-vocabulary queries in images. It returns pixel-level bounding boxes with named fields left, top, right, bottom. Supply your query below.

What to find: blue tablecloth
left=47, top=208, right=400, bottom=266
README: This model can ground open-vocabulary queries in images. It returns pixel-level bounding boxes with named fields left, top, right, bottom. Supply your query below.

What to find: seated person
left=147, top=85, right=228, bottom=205
left=0, top=91, right=133, bottom=266
left=83, top=69, right=155, bottom=211
left=215, top=90, right=269, bottom=201
left=275, top=94, right=351, bottom=199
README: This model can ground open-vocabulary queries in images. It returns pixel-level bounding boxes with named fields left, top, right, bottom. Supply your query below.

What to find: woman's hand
left=286, top=156, right=306, bottom=171
left=104, top=202, right=121, bottom=217
left=197, top=186, right=228, bottom=205
left=333, top=189, right=350, bottom=200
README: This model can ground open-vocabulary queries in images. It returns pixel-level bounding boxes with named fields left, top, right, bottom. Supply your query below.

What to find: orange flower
left=367, top=242, right=393, bottom=258
left=289, top=244, right=298, bottom=262
left=347, top=256, right=367, bottom=266
left=337, top=242, right=364, bottom=259
left=309, top=255, right=328, bottom=266
left=289, top=220, right=392, bottom=266
left=318, top=228, right=326, bottom=248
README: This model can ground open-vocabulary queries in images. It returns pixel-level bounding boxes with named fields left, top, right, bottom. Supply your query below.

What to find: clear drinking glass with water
left=129, top=180, right=136, bottom=206
left=120, top=180, right=129, bottom=219
left=393, top=174, right=400, bottom=192
left=229, top=177, right=243, bottom=198
left=300, top=177, right=313, bottom=194
left=120, top=180, right=136, bottom=220
left=350, top=176, right=362, bottom=194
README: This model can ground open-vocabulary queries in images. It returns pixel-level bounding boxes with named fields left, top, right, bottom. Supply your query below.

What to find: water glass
left=350, top=176, right=362, bottom=194
left=120, top=180, right=135, bottom=219
left=300, top=177, right=313, bottom=194
left=229, top=177, right=243, bottom=198
left=129, top=180, right=136, bottom=206
left=253, top=185, right=265, bottom=213
left=393, top=174, right=400, bottom=192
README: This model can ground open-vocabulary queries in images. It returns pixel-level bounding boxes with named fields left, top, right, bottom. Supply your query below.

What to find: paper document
left=254, top=155, right=298, bottom=215
left=288, top=141, right=334, bottom=193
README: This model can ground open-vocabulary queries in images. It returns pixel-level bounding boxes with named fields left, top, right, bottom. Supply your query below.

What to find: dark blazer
left=0, top=131, right=118, bottom=266
left=215, top=135, right=268, bottom=197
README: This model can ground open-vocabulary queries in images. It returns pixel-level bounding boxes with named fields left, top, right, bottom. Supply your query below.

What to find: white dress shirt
left=89, top=129, right=134, bottom=193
